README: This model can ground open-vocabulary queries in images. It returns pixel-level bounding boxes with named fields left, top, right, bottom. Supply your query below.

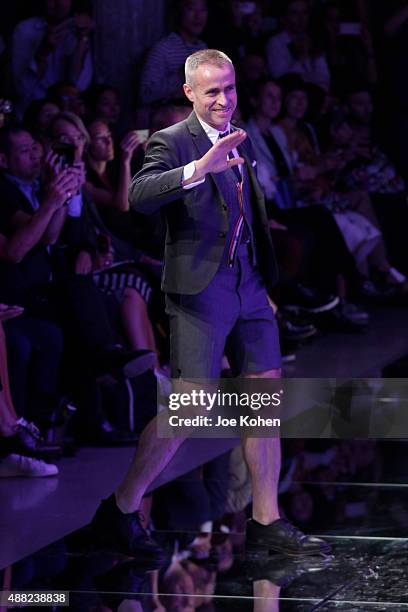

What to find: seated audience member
left=205, top=0, right=267, bottom=65
left=0, top=125, right=75, bottom=426
left=138, top=0, right=208, bottom=106
left=11, top=0, right=94, bottom=114
left=49, top=112, right=159, bottom=363
left=246, top=78, right=367, bottom=327
left=237, top=53, right=268, bottom=121
left=85, top=119, right=144, bottom=214
left=85, top=117, right=156, bottom=251
left=24, top=98, right=61, bottom=144
left=83, top=84, right=122, bottom=136
left=266, top=0, right=331, bottom=90
left=277, top=77, right=407, bottom=293
left=342, top=87, right=405, bottom=195
left=312, top=1, right=377, bottom=95
left=0, top=304, right=59, bottom=477
left=332, top=87, right=408, bottom=274
left=0, top=123, right=151, bottom=391
left=47, top=80, right=86, bottom=118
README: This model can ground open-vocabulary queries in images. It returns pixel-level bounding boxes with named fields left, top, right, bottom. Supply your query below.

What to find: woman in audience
left=49, top=112, right=159, bottom=362
left=246, top=77, right=368, bottom=327
left=277, top=76, right=407, bottom=294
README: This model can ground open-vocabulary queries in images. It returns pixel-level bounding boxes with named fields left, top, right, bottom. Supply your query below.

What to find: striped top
left=139, top=32, right=207, bottom=105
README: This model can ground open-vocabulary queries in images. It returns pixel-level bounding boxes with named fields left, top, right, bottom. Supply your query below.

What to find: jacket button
left=222, top=204, right=227, bottom=211
left=219, top=231, right=226, bottom=238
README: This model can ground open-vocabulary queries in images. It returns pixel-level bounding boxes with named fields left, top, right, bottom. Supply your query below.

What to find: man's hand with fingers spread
left=183, top=129, right=247, bottom=186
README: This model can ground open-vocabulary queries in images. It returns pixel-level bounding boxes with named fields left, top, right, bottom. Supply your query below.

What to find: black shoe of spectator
left=90, top=494, right=165, bottom=560
left=281, top=283, right=339, bottom=314
left=97, top=348, right=156, bottom=381
left=277, top=311, right=317, bottom=342
left=360, top=279, right=398, bottom=300
left=246, top=518, right=331, bottom=557
left=0, top=418, right=62, bottom=458
left=329, top=300, right=369, bottom=332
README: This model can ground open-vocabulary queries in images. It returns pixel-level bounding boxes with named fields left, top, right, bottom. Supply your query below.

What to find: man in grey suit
left=92, top=49, right=330, bottom=558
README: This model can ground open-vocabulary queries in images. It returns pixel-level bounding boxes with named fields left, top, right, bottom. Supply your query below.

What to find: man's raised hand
left=194, top=129, right=247, bottom=180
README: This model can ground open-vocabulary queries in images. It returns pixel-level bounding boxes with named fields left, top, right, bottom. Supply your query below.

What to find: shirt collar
left=196, top=116, right=231, bottom=145
left=4, top=172, right=40, bottom=192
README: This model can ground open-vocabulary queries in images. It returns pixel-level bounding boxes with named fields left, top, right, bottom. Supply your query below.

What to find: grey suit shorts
left=165, top=244, right=281, bottom=378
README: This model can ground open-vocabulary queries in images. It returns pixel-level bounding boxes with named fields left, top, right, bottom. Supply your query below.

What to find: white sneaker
left=0, top=454, right=59, bottom=477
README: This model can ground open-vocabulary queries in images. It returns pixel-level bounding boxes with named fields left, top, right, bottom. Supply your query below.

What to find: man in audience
left=0, top=125, right=73, bottom=426
left=138, top=0, right=208, bottom=106
left=0, top=124, right=152, bottom=396
left=266, top=0, right=330, bottom=90
left=11, top=0, right=94, bottom=114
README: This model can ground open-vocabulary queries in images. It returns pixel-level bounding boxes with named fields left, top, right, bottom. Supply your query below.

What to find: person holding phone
left=11, top=0, right=94, bottom=115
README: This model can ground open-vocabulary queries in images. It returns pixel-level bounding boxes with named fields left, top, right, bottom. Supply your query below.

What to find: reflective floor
left=2, top=478, right=408, bottom=611
left=2, top=528, right=408, bottom=610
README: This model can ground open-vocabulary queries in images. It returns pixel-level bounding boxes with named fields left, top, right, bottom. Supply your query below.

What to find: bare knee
left=123, top=288, right=146, bottom=309
left=245, top=368, right=281, bottom=379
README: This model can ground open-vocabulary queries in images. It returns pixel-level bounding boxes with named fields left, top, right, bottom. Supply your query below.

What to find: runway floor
left=2, top=444, right=408, bottom=611
left=1, top=305, right=408, bottom=610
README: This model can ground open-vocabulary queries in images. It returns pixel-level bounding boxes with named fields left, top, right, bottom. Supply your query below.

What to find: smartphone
left=135, top=129, right=149, bottom=144
left=52, top=142, right=76, bottom=167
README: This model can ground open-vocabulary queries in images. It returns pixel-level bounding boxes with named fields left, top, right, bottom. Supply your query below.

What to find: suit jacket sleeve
left=128, top=129, right=189, bottom=215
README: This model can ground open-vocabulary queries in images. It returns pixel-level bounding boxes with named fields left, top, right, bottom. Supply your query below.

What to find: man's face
left=285, top=0, right=309, bottom=35
left=46, top=0, right=71, bottom=22
left=258, top=82, right=282, bottom=119
left=348, top=91, right=373, bottom=125
left=1, top=131, right=42, bottom=181
left=183, top=62, right=237, bottom=131
left=180, top=0, right=208, bottom=37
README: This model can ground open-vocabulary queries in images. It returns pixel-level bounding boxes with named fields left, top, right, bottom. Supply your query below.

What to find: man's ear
left=183, top=83, right=194, bottom=104
left=0, top=153, right=8, bottom=169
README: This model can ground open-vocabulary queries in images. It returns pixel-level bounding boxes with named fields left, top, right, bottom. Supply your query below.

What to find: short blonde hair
left=185, top=49, right=233, bottom=86
left=50, top=111, right=90, bottom=145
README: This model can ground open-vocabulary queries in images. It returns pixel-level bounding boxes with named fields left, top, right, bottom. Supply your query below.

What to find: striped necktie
left=218, top=130, right=241, bottom=183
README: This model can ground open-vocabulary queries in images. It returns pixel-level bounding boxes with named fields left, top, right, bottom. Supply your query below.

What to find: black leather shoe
left=246, top=518, right=332, bottom=557
left=90, top=494, right=165, bottom=560
left=0, top=419, right=62, bottom=458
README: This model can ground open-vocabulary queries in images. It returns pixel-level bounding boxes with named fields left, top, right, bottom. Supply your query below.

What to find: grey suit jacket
left=129, top=111, right=278, bottom=294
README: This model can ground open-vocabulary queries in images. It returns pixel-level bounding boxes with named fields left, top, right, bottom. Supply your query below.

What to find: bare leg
left=0, top=321, right=19, bottom=435
left=116, top=415, right=186, bottom=513
left=253, top=579, right=280, bottom=612
left=242, top=368, right=281, bottom=525
left=120, top=288, right=157, bottom=353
